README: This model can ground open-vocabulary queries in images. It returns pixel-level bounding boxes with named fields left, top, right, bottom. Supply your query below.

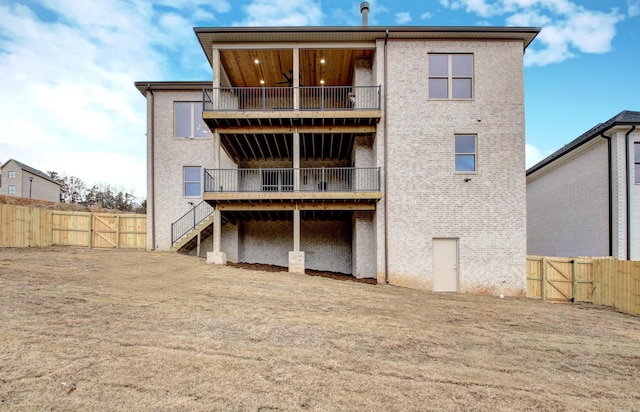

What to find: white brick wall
left=380, top=39, right=527, bottom=294
left=237, top=219, right=352, bottom=273
left=147, top=89, right=234, bottom=250
left=527, top=139, right=609, bottom=257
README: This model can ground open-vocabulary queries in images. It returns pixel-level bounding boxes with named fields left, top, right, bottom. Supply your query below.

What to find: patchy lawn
left=1, top=248, right=639, bottom=411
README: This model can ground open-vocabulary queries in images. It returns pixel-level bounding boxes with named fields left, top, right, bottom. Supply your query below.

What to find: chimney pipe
left=360, top=2, right=369, bottom=26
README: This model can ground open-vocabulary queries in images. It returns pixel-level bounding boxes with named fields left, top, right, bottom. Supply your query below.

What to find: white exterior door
left=433, top=238, right=459, bottom=292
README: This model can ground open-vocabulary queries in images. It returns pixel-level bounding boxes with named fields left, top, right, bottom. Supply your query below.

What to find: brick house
left=135, top=21, right=538, bottom=294
left=527, top=111, right=640, bottom=259
left=0, top=159, right=61, bottom=202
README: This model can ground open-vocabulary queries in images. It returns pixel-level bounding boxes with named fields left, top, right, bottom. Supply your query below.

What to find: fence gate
left=92, top=214, right=118, bottom=248
left=527, top=257, right=594, bottom=302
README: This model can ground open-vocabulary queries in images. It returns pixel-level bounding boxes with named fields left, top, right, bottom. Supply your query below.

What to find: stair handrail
left=171, top=201, right=214, bottom=246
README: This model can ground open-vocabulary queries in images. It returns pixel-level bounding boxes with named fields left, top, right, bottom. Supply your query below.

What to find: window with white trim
left=429, top=54, right=473, bottom=99
left=635, top=142, right=640, bottom=183
left=8, top=171, right=16, bottom=179
left=175, top=102, right=210, bottom=138
left=184, top=166, right=201, bottom=197
left=8, top=185, right=16, bottom=194
left=455, top=135, right=476, bottom=172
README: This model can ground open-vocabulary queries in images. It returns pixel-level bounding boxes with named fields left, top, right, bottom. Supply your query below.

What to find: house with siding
left=135, top=13, right=539, bottom=294
left=0, top=159, right=61, bottom=202
left=527, top=110, right=640, bottom=259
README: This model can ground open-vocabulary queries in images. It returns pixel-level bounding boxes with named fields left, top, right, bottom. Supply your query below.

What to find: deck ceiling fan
left=276, top=70, right=303, bottom=87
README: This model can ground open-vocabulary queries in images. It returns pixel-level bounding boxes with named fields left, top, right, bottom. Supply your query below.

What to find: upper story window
left=635, top=142, right=640, bottom=183
left=8, top=171, right=16, bottom=179
left=184, top=166, right=201, bottom=197
left=455, top=134, right=476, bottom=172
left=428, top=54, right=473, bottom=99
left=175, top=102, right=210, bottom=139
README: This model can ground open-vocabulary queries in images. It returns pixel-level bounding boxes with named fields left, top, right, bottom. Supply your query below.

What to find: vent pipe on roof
left=360, top=2, right=369, bottom=26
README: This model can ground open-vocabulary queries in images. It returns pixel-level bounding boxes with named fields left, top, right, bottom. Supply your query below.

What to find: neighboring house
left=135, top=15, right=539, bottom=294
left=0, top=159, right=61, bottom=202
left=527, top=111, right=640, bottom=259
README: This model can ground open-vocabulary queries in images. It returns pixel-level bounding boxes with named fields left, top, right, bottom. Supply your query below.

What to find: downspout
left=383, top=29, right=389, bottom=284
left=600, top=132, right=613, bottom=257
left=147, top=84, right=156, bottom=250
left=625, top=125, right=636, bottom=260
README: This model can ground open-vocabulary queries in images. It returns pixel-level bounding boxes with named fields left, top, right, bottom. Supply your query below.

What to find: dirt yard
left=1, top=248, right=639, bottom=411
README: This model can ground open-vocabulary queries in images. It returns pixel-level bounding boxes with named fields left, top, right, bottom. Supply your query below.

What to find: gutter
left=147, top=85, right=156, bottom=250
left=383, top=29, right=389, bottom=284
left=600, top=132, right=613, bottom=257
left=625, top=125, right=637, bottom=259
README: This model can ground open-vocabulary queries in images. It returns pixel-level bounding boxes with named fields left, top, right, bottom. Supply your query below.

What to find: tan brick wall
left=352, top=211, right=375, bottom=278
left=381, top=39, right=527, bottom=293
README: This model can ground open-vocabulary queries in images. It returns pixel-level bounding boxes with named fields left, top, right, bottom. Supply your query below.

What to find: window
left=8, top=171, right=16, bottom=179
left=8, top=185, right=16, bottom=194
left=635, top=143, right=640, bottom=183
left=175, top=102, right=210, bottom=138
left=184, top=167, right=201, bottom=196
left=455, top=135, right=476, bottom=172
left=429, top=54, right=473, bottom=99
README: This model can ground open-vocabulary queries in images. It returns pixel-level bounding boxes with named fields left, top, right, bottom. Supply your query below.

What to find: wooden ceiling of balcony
left=221, top=209, right=354, bottom=224
left=220, top=49, right=374, bottom=88
left=220, top=132, right=373, bottom=164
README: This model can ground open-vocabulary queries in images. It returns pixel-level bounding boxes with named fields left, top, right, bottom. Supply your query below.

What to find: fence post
left=572, top=259, right=577, bottom=303
left=88, top=213, right=93, bottom=248
left=541, top=257, right=546, bottom=302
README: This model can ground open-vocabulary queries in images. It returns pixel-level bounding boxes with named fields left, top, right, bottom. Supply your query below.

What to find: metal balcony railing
left=203, top=86, right=381, bottom=112
left=204, top=167, right=380, bottom=193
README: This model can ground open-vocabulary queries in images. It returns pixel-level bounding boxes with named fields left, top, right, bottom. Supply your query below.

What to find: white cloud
left=395, top=12, right=412, bottom=24
left=629, top=0, right=640, bottom=17
left=420, top=12, right=434, bottom=20
left=0, top=0, right=230, bottom=198
left=235, top=0, right=323, bottom=26
left=439, top=0, right=625, bottom=66
left=525, top=143, right=551, bottom=168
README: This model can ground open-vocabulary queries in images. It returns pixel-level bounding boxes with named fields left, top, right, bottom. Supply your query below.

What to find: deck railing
left=171, top=201, right=214, bottom=246
left=204, top=167, right=380, bottom=193
left=203, top=86, right=381, bottom=112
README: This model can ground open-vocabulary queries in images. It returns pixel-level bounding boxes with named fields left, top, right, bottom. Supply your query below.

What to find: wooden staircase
left=171, top=214, right=215, bottom=252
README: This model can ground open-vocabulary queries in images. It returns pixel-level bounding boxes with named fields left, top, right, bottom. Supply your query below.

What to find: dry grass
left=1, top=248, right=639, bottom=411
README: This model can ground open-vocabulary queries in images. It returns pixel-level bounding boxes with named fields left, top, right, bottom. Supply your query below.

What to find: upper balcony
left=202, top=86, right=381, bottom=128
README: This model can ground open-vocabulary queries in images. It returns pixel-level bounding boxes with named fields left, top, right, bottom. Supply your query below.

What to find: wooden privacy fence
left=527, top=256, right=640, bottom=316
left=1, top=204, right=146, bottom=249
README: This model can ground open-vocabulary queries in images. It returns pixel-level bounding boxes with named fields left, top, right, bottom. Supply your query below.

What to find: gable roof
left=526, top=110, right=640, bottom=176
left=1, top=159, right=63, bottom=185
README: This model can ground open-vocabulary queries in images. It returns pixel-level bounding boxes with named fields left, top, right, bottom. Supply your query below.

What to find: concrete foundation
left=207, top=251, right=227, bottom=265
left=288, top=251, right=305, bottom=274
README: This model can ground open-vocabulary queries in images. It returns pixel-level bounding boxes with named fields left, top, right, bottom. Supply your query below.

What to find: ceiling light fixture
left=320, top=58, right=326, bottom=64
left=254, top=59, right=259, bottom=64
left=260, top=80, right=265, bottom=85
left=320, top=80, right=325, bottom=85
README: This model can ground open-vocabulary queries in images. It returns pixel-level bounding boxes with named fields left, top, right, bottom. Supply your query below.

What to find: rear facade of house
left=136, top=23, right=538, bottom=295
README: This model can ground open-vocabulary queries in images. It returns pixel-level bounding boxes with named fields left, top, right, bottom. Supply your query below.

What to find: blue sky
left=1, top=0, right=638, bottom=199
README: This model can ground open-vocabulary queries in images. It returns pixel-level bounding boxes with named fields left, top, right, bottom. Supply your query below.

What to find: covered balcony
left=202, top=85, right=381, bottom=128
left=203, top=167, right=381, bottom=204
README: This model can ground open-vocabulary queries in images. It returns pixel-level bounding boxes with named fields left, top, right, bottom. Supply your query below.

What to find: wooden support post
left=197, top=231, right=201, bottom=257
left=213, top=207, right=221, bottom=253
left=293, top=129, right=300, bottom=191
left=293, top=47, right=299, bottom=110
left=293, top=206, right=300, bottom=252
